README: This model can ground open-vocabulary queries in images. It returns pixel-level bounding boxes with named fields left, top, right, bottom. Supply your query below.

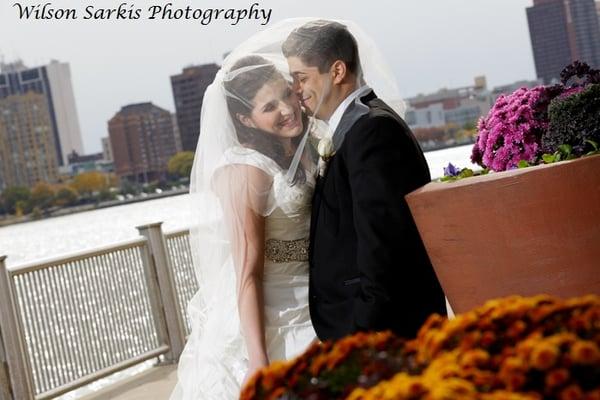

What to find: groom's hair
left=282, top=20, right=360, bottom=75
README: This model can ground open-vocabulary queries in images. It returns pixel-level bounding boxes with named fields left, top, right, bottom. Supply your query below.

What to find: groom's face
left=287, top=56, right=332, bottom=120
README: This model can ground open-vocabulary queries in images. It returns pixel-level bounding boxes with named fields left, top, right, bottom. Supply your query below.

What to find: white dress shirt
left=326, top=85, right=372, bottom=137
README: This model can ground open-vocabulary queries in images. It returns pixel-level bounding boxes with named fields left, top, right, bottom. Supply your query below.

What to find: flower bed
left=241, top=295, right=599, bottom=400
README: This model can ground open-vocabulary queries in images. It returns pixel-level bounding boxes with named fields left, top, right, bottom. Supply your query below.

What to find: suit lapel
left=310, top=91, right=377, bottom=266
left=331, top=90, right=376, bottom=151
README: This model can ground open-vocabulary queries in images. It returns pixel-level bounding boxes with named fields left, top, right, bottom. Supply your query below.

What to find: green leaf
left=555, top=151, right=562, bottom=162
left=542, top=153, right=556, bottom=164
left=585, top=140, right=599, bottom=151
left=517, top=160, right=530, bottom=168
left=558, top=144, right=572, bottom=157
left=458, top=168, right=474, bottom=178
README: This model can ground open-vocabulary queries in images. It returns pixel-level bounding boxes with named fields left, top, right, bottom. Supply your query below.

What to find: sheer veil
left=171, top=18, right=406, bottom=400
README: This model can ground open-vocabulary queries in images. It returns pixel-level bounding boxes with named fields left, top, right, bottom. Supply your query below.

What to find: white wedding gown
left=171, top=148, right=317, bottom=400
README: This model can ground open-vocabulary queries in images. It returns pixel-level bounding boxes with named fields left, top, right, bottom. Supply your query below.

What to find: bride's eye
left=263, top=102, right=275, bottom=112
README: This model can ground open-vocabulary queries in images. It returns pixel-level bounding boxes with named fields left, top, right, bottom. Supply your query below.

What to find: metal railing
left=164, top=230, right=198, bottom=337
left=0, top=223, right=194, bottom=400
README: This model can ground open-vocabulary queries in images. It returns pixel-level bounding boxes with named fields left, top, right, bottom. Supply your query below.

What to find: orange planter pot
left=406, top=154, right=600, bottom=314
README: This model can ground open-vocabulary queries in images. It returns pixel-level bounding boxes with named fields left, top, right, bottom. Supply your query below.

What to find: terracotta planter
left=406, top=154, right=600, bottom=314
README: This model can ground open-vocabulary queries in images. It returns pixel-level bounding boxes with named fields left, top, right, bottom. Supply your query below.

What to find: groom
left=283, top=21, right=446, bottom=340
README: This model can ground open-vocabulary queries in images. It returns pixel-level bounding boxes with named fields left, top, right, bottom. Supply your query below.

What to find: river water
left=0, top=144, right=475, bottom=267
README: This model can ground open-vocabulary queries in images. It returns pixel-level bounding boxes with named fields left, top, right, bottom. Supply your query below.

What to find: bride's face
left=237, top=78, right=303, bottom=138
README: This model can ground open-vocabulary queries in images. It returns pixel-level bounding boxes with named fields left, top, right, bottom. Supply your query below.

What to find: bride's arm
left=236, top=204, right=269, bottom=377
left=214, top=165, right=272, bottom=377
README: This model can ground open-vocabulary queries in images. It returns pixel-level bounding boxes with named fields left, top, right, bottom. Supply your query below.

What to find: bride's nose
left=279, top=101, right=294, bottom=116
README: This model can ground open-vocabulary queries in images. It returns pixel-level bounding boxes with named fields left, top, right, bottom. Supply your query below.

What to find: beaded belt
left=265, top=238, right=309, bottom=263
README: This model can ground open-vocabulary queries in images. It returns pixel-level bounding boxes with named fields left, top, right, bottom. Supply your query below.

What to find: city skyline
left=0, top=60, right=83, bottom=166
left=527, top=0, right=600, bottom=83
left=0, top=0, right=558, bottom=153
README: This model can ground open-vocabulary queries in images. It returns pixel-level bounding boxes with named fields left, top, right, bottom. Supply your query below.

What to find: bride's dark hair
left=224, top=55, right=307, bottom=184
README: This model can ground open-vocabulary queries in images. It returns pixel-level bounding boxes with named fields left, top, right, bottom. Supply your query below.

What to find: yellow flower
left=480, top=390, right=541, bottom=400
left=569, top=340, right=600, bottom=365
left=428, top=378, right=476, bottom=400
left=558, top=384, right=584, bottom=400
left=530, top=342, right=559, bottom=370
left=459, top=349, right=490, bottom=368
left=545, top=368, right=570, bottom=390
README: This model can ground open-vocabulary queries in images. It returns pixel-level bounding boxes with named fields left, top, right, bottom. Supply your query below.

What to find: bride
left=170, top=18, right=407, bottom=400
left=170, top=49, right=319, bottom=400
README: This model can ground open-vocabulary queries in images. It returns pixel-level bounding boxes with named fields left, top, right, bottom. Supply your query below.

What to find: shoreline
left=0, top=187, right=189, bottom=228
left=0, top=142, right=475, bottom=229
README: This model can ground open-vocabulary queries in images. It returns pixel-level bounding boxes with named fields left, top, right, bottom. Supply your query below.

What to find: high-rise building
left=527, top=0, right=600, bottom=84
left=108, top=103, right=178, bottom=183
left=171, top=114, right=182, bottom=153
left=170, top=63, right=219, bottom=151
left=0, top=92, right=59, bottom=191
left=0, top=60, right=84, bottom=166
left=101, top=137, right=113, bottom=162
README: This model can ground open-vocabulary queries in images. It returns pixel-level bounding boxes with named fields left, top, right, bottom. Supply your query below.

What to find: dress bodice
left=219, top=147, right=315, bottom=269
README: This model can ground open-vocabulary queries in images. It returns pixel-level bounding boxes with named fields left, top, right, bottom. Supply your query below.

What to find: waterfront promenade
left=78, top=365, right=177, bottom=400
left=0, top=145, right=474, bottom=399
left=0, top=187, right=189, bottom=228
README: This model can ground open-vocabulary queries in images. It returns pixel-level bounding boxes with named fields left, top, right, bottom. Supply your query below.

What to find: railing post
left=136, top=223, right=186, bottom=363
left=0, top=335, right=9, bottom=400
left=0, top=256, right=35, bottom=399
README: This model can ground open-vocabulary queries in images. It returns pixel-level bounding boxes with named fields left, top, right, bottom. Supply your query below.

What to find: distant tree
left=413, top=126, right=446, bottom=142
left=71, top=171, right=110, bottom=197
left=14, top=200, right=28, bottom=217
left=31, top=207, right=43, bottom=220
left=1, top=186, right=31, bottom=215
left=30, top=182, right=55, bottom=211
left=463, top=120, right=478, bottom=131
left=119, top=179, right=140, bottom=195
left=97, top=189, right=115, bottom=202
left=54, top=186, right=79, bottom=207
left=168, top=152, right=195, bottom=179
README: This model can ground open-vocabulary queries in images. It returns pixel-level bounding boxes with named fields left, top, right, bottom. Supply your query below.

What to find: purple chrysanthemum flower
left=471, top=86, right=551, bottom=172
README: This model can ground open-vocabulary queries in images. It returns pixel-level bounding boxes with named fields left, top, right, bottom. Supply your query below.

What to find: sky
left=1, top=0, right=536, bottom=153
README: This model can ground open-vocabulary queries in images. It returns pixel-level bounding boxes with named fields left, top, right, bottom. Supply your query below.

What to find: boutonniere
left=317, top=137, right=335, bottom=177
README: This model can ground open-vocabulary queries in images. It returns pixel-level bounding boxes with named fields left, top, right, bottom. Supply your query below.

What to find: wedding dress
left=170, top=147, right=317, bottom=400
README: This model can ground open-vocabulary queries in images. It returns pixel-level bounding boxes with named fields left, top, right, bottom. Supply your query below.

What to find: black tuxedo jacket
left=309, top=90, right=446, bottom=341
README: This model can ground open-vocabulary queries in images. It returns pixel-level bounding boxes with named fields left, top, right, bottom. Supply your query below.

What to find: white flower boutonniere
left=317, top=137, right=335, bottom=177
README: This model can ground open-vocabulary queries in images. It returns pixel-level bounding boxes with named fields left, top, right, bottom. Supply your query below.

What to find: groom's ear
left=330, top=60, right=348, bottom=85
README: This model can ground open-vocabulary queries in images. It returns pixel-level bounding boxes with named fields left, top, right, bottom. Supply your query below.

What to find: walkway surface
left=77, top=299, right=454, bottom=399
left=79, top=365, right=178, bottom=400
